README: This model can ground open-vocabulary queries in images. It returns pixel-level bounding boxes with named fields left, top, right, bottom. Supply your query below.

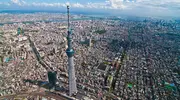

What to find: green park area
left=0, top=31, right=4, bottom=34
left=0, top=31, right=4, bottom=37
left=94, top=29, right=106, bottom=34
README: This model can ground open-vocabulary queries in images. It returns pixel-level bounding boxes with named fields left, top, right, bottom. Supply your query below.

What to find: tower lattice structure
left=66, top=5, right=77, bottom=96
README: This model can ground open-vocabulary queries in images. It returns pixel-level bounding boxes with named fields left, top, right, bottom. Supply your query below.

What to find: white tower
left=66, top=5, right=77, bottom=96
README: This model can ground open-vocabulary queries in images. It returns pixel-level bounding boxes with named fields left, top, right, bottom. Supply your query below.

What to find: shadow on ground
left=23, top=79, right=67, bottom=92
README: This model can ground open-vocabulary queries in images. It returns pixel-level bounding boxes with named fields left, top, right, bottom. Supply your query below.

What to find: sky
left=0, top=0, right=180, bottom=18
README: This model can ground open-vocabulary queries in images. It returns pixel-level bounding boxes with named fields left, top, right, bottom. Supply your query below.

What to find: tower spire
left=67, top=5, right=70, bottom=30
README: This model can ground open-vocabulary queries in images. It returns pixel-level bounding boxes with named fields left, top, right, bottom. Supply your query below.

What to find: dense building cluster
left=0, top=13, right=180, bottom=100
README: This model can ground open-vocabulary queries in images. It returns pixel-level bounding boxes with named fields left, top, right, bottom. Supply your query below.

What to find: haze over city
left=0, top=0, right=180, bottom=18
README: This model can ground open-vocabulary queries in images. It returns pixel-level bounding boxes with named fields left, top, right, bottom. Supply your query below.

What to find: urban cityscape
left=0, top=0, right=180, bottom=100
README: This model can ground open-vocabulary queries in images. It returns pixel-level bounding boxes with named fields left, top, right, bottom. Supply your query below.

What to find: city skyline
left=0, top=0, right=180, bottom=18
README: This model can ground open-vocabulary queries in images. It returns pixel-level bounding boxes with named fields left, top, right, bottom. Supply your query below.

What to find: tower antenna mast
left=67, top=5, right=70, bottom=30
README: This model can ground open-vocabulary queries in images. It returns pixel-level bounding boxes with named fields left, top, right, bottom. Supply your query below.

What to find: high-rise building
left=66, top=5, right=77, bottom=96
